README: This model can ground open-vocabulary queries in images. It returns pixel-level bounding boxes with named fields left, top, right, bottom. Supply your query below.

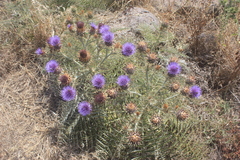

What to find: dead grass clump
left=212, top=21, right=240, bottom=90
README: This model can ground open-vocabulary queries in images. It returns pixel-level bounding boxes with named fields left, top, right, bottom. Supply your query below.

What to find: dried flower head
left=35, top=48, right=44, bottom=55
left=151, top=115, right=161, bottom=125
left=128, top=132, right=142, bottom=145
left=176, top=110, right=188, bottom=121
left=171, top=83, right=180, bottom=91
left=117, top=75, right=130, bottom=89
left=78, top=101, right=92, bottom=116
left=61, top=86, right=76, bottom=101
left=106, top=88, right=117, bottom=98
left=155, top=65, right=161, bottom=70
left=189, top=85, right=202, bottom=98
left=169, top=57, right=179, bottom=63
left=147, top=53, right=157, bottom=63
left=45, top=60, right=59, bottom=73
left=163, top=103, right=169, bottom=109
left=48, top=36, right=61, bottom=50
left=102, top=32, right=114, bottom=46
left=94, top=92, right=107, bottom=104
left=114, top=42, right=122, bottom=49
left=92, top=74, right=105, bottom=89
left=186, top=76, right=196, bottom=84
left=181, top=87, right=190, bottom=95
left=87, top=11, right=93, bottom=18
left=167, top=62, right=181, bottom=76
left=126, top=103, right=137, bottom=113
left=137, top=41, right=147, bottom=52
left=79, top=50, right=91, bottom=62
left=122, top=43, right=136, bottom=56
left=124, top=63, right=135, bottom=74
left=59, top=73, right=71, bottom=86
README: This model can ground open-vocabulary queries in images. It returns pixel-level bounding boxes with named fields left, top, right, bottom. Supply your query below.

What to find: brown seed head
left=94, top=92, right=107, bottom=104
left=106, top=89, right=117, bottom=98
left=176, top=110, right=188, bottom=121
left=128, top=132, right=142, bottom=144
left=155, top=65, right=161, bottom=70
left=163, top=104, right=169, bottom=109
left=186, top=76, right=196, bottom=84
left=181, top=87, right=190, bottom=95
left=79, top=50, right=91, bottom=63
left=126, top=103, right=137, bottom=114
left=151, top=115, right=161, bottom=125
left=87, top=11, right=93, bottom=19
left=59, top=73, right=71, bottom=85
left=147, top=53, right=157, bottom=63
left=171, top=83, right=180, bottom=91
left=124, top=63, right=135, bottom=74
left=114, top=42, right=122, bottom=49
left=137, top=41, right=147, bottom=52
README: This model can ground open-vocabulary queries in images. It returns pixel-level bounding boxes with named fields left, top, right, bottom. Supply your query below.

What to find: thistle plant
left=35, top=14, right=209, bottom=159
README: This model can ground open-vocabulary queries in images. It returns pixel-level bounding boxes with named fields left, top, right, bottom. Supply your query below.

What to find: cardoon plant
left=38, top=16, right=208, bottom=160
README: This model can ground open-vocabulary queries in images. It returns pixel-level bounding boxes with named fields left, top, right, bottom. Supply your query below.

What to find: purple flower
left=78, top=101, right=92, bottom=116
left=167, top=62, right=181, bottom=76
left=99, top=25, right=110, bottom=34
left=92, top=74, right=105, bottom=89
left=90, top=22, right=97, bottom=30
left=189, top=85, right=202, bottom=98
left=90, top=22, right=97, bottom=35
left=35, top=48, right=44, bottom=55
left=122, top=43, right=136, bottom=56
left=117, top=75, right=130, bottom=88
left=67, top=24, right=71, bottom=28
left=48, top=35, right=61, bottom=47
left=61, top=86, right=76, bottom=101
left=102, top=32, right=114, bottom=46
left=45, top=60, right=59, bottom=73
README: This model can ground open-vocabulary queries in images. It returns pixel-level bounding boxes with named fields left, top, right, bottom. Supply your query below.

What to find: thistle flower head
left=128, top=132, right=142, bottom=145
left=147, top=53, right=157, bottom=63
left=106, top=88, right=117, bottom=98
left=59, top=73, right=71, bottom=86
left=151, top=115, right=161, bottom=125
left=171, top=83, right=180, bottom=91
left=177, top=110, right=188, bottom=121
left=117, top=75, right=130, bottom=89
left=48, top=36, right=61, bottom=49
left=126, top=103, right=137, bottom=113
left=137, top=41, right=147, bottom=52
left=189, top=85, right=202, bottom=98
left=99, top=25, right=110, bottom=34
left=67, top=24, right=74, bottom=32
left=90, top=22, right=97, bottom=35
left=61, top=86, right=76, bottom=101
left=76, top=21, right=84, bottom=28
left=45, top=60, right=59, bottom=73
left=102, top=32, right=114, bottom=46
left=186, top=76, right=196, bottom=84
left=181, top=87, right=190, bottom=95
left=167, top=62, right=181, bottom=76
left=35, top=48, right=44, bottom=55
left=124, top=63, right=135, bottom=74
left=122, top=43, right=136, bottom=56
left=78, top=101, right=92, bottom=116
left=94, top=92, right=107, bottom=104
left=79, top=50, right=91, bottom=62
left=92, top=74, right=105, bottom=89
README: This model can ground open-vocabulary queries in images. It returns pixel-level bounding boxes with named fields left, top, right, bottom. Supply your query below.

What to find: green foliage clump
left=37, top=12, right=211, bottom=159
